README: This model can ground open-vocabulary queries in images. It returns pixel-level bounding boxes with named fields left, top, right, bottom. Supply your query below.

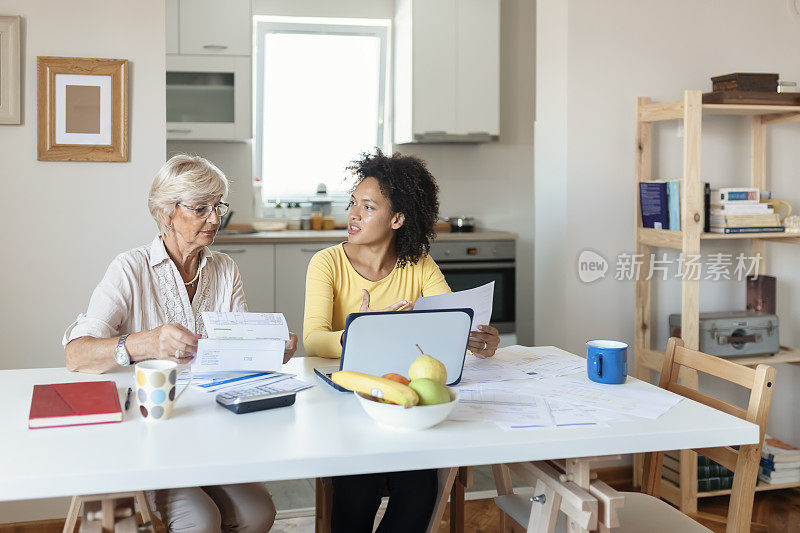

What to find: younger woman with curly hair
left=302, top=149, right=500, bottom=533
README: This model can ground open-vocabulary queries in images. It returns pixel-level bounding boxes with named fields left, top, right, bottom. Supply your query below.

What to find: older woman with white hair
left=64, top=154, right=296, bottom=533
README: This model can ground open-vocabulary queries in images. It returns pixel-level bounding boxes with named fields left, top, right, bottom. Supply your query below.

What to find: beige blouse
left=63, top=235, right=247, bottom=344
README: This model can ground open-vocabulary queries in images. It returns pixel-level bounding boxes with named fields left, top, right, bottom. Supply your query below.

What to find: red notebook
left=28, top=381, right=123, bottom=429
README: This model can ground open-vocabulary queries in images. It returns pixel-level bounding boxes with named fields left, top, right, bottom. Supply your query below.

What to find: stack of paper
left=178, top=371, right=313, bottom=395
left=452, top=346, right=683, bottom=431
left=460, top=345, right=586, bottom=384
left=192, top=312, right=289, bottom=374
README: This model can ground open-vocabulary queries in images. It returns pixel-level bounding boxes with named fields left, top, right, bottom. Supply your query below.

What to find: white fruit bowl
left=354, top=389, right=459, bottom=431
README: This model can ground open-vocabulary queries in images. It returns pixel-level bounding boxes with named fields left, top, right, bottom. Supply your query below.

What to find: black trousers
left=330, top=469, right=438, bottom=533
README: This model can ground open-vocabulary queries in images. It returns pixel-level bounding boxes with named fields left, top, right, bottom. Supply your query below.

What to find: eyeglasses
left=176, top=202, right=230, bottom=219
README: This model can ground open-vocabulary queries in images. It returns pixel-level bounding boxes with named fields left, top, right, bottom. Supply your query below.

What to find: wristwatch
left=114, top=334, right=131, bottom=367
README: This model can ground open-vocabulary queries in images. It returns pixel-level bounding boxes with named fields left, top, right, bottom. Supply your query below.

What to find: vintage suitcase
left=711, top=73, right=779, bottom=92
left=669, top=311, right=779, bottom=357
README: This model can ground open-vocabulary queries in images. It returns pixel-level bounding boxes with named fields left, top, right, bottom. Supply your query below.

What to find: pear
left=409, top=378, right=451, bottom=405
left=408, top=344, right=447, bottom=385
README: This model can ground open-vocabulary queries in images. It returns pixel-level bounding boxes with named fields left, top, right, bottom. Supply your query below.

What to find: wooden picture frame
left=37, top=56, right=128, bottom=161
left=0, top=15, right=21, bottom=124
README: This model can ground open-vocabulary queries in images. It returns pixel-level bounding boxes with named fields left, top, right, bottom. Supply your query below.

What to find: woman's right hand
left=128, top=324, right=200, bottom=363
left=359, top=289, right=413, bottom=313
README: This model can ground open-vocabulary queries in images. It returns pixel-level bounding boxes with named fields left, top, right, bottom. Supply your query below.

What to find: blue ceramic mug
left=586, top=340, right=628, bottom=384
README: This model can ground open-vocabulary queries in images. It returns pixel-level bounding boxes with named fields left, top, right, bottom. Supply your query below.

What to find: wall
left=0, top=0, right=165, bottom=522
left=536, top=0, right=800, bottom=447
left=175, top=0, right=537, bottom=344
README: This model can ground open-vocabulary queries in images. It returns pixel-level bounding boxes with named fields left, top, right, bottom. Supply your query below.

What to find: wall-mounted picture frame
left=0, top=15, right=21, bottom=124
left=37, top=56, right=128, bottom=161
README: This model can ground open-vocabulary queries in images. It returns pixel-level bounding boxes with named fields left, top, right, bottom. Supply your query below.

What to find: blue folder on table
left=314, top=308, right=473, bottom=391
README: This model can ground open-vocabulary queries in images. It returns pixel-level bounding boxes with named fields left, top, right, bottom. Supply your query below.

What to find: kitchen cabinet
left=166, top=0, right=179, bottom=55
left=211, top=244, right=275, bottom=315
left=275, top=244, right=332, bottom=357
left=178, top=0, right=251, bottom=56
left=166, top=55, right=251, bottom=141
left=394, top=0, right=499, bottom=144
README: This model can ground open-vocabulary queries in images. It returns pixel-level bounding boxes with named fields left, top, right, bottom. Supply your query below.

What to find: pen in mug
left=124, top=387, right=132, bottom=411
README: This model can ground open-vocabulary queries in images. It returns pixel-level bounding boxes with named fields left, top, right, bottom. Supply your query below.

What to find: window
left=254, top=17, right=390, bottom=203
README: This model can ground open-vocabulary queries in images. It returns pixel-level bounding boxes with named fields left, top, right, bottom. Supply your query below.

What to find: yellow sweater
left=303, top=243, right=451, bottom=358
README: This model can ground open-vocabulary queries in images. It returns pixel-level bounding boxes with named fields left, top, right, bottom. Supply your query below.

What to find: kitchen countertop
left=214, top=230, right=517, bottom=244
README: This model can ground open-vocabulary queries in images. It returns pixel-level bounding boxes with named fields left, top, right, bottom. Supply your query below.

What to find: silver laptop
left=314, top=308, right=473, bottom=390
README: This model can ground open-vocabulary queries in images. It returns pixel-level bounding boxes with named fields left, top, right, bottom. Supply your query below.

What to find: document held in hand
left=192, top=312, right=289, bottom=374
left=414, top=281, right=494, bottom=333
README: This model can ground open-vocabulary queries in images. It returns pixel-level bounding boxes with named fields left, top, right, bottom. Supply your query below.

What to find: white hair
left=148, top=154, right=229, bottom=233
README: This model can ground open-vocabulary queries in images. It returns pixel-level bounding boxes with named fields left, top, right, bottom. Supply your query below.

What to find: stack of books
left=709, top=187, right=785, bottom=234
left=662, top=451, right=735, bottom=491
left=759, top=435, right=800, bottom=485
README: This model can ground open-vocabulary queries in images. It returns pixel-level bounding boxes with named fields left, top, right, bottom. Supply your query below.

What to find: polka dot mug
left=134, top=360, right=191, bottom=421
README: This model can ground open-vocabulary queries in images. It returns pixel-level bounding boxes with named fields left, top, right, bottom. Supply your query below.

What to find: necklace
left=183, top=268, right=200, bottom=286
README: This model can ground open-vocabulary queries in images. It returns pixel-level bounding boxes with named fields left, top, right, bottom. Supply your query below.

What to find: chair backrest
left=641, top=337, right=775, bottom=533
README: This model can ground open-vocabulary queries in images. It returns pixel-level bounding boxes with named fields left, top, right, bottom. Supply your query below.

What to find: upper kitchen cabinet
left=167, top=55, right=251, bottom=141
left=394, top=0, right=500, bottom=144
left=167, top=0, right=251, bottom=56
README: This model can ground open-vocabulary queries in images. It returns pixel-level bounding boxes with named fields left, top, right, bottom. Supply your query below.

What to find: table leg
left=527, top=479, right=562, bottom=533
left=565, top=459, right=591, bottom=533
left=449, top=475, right=465, bottom=533
left=100, top=499, right=116, bottom=532
left=63, top=496, right=81, bottom=533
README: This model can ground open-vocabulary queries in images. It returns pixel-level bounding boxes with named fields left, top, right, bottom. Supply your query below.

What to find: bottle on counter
left=253, top=177, right=263, bottom=219
left=310, top=211, right=323, bottom=231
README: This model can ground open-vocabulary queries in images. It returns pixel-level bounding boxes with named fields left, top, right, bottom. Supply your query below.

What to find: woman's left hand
left=283, top=333, right=298, bottom=363
left=467, top=324, right=500, bottom=359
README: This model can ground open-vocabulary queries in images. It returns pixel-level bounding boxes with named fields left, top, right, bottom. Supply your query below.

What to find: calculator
left=215, top=384, right=297, bottom=415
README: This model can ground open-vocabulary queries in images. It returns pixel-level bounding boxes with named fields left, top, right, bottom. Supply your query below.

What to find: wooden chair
left=63, top=491, right=154, bottom=533
left=615, top=337, right=775, bottom=533
left=315, top=467, right=459, bottom=533
left=491, top=337, right=775, bottom=533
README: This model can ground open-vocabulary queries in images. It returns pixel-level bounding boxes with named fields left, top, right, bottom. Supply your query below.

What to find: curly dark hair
left=347, top=149, right=440, bottom=268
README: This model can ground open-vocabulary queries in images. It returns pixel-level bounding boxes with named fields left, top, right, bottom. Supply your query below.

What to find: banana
left=332, top=371, right=419, bottom=408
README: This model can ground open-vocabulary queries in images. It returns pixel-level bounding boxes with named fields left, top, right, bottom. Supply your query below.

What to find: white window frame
left=253, top=16, right=391, bottom=202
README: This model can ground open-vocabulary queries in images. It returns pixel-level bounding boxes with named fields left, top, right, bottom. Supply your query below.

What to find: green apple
left=408, top=378, right=451, bottom=406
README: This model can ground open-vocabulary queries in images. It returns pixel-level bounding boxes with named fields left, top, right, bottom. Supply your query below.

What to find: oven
left=429, top=239, right=516, bottom=333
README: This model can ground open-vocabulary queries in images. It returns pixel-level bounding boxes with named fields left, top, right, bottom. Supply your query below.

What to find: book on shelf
left=698, top=475, right=735, bottom=492
left=661, top=464, right=680, bottom=485
left=704, top=182, right=711, bottom=232
left=711, top=187, right=760, bottom=204
left=758, top=467, right=800, bottom=485
left=639, top=181, right=669, bottom=229
left=709, top=226, right=786, bottom=234
left=760, top=457, right=800, bottom=471
left=709, top=213, right=782, bottom=228
left=664, top=452, right=680, bottom=472
left=698, top=463, right=733, bottom=478
left=710, top=203, right=774, bottom=215
left=665, top=180, right=680, bottom=231
left=762, top=434, right=800, bottom=463
left=661, top=452, right=738, bottom=491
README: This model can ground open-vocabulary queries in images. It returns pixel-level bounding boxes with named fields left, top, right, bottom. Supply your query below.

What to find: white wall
left=176, top=0, right=537, bottom=344
left=0, top=0, right=165, bottom=521
left=537, top=0, right=800, bottom=446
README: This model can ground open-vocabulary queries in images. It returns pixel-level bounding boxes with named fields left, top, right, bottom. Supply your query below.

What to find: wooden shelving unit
left=633, top=90, right=800, bottom=512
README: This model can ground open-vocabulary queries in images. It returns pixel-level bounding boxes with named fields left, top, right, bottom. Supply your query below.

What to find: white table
left=0, top=348, right=758, bottom=510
